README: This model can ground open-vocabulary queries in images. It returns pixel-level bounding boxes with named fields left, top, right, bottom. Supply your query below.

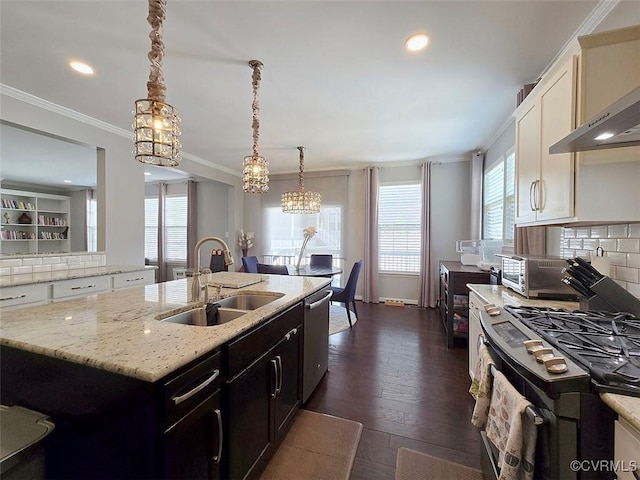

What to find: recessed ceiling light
left=595, top=132, right=614, bottom=141
left=405, top=34, right=429, bottom=52
left=63, top=180, right=73, bottom=184
left=69, top=60, right=95, bottom=75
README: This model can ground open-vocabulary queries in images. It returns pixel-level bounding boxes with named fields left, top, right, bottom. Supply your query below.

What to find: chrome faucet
left=191, top=236, right=234, bottom=302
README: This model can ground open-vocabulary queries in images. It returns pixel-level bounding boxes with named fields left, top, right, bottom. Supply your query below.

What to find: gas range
left=505, top=305, right=640, bottom=397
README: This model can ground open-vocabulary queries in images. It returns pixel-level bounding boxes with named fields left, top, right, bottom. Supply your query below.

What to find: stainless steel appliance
left=478, top=304, right=640, bottom=479
left=302, top=289, right=332, bottom=403
left=498, top=254, right=578, bottom=300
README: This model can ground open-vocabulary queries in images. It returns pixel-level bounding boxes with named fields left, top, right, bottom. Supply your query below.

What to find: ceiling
left=0, top=0, right=622, bottom=188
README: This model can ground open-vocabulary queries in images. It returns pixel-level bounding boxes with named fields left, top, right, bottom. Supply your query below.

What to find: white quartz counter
left=0, top=264, right=155, bottom=287
left=0, top=272, right=330, bottom=382
left=467, top=284, right=579, bottom=310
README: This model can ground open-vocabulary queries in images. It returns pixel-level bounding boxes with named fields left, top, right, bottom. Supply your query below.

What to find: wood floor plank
left=305, top=301, right=482, bottom=479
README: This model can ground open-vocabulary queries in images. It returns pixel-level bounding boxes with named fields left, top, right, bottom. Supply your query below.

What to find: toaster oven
left=497, top=254, right=578, bottom=300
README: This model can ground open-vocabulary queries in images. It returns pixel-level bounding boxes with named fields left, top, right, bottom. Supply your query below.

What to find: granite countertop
left=601, top=393, right=640, bottom=431
left=0, top=264, right=156, bottom=287
left=0, top=272, right=330, bottom=383
left=469, top=284, right=640, bottom=429
left=467, top=284, right=579, bottom=310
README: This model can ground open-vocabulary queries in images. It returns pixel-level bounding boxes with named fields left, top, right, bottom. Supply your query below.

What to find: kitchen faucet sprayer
left=191, top=237, right=234, bottom=302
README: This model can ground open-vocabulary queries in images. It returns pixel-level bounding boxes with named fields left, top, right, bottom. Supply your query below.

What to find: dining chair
left=310, top=254, right=333, bottom=268
left=242, top=256, right=259, bottom=273
left=209, top=249, right=228, bottom=272
left=330, top=260, right=362, bottom=328
left=257, top=263, right=290, bottom=275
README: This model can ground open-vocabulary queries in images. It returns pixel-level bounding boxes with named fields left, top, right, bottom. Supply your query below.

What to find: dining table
left=286, top=265, right=343, bottom=277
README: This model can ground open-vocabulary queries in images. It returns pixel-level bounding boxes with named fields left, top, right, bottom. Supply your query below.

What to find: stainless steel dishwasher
left=302, top=289, right=332, bottom=403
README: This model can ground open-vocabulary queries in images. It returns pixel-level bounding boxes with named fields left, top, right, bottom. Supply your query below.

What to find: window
left=378, top=183, right=421, bottom=273
left=263, top=206, right=342, bottom=259
left=144, top=194, right=188, bottom=262
left=86, top=196, right=97, bottom=252
left=483, top=150, right=515, bottom=244
left=145, top=197, right=158, bottom=261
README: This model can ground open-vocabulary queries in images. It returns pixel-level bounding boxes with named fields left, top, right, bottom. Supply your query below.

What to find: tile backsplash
left=561, top=223, right=640, bottom=299
left=0, top=252, right=106, bottom=276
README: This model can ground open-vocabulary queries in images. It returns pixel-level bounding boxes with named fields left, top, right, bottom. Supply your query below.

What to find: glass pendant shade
left=133, top=0, right=181, bottom=167
left=243, top=154, right=269, bottom=193
left=243, top=60, right=269, bottom=193
left=281, top=190, right=321, bottom=214
left=134, top=99, right=182, bottom=166
left=281, top=146, right=321, bottom=214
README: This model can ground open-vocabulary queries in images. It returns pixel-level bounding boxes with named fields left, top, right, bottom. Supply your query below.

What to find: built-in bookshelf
left=1, top=189, right=70, bottom=255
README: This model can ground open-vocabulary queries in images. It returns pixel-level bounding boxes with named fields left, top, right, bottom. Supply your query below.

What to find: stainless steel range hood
left=549, top=85, right=640, bottom=154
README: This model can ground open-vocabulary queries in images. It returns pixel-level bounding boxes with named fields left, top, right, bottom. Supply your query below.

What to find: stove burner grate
left=505, top=305, right=640, bottom=394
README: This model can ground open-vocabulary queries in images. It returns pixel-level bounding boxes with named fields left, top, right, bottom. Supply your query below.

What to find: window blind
left=378, top=183, right=421, bottom=273
left=164, top=196, right=187, bottom=262
left=144, top=197, right=158, bottom=261
left=483, top=162, right=504, bottom=240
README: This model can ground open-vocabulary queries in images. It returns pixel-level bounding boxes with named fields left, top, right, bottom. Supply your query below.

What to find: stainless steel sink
left=211, top=293, right=282, bottom=310
left=160, top=307, right=247, bottom=326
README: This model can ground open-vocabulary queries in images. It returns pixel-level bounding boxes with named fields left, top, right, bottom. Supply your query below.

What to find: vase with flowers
left=238, top=229, right=254, bottom=257
left=296, top=226, right=317, bottom=270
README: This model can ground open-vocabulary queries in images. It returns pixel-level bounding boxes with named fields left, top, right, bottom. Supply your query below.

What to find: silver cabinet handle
left=307, top=291, right=332, bottom=310
left=71, top=284, right=96, bottom=290
left=171, top=369, right=219, bottom=405
left=270, top=359, right=278, bottom=398
left=275, top=355, right=283, bottom=395
left=529, top=181, right=536, bottom=211
left=536, top=179, right=543, bottom=211
left=284, top=327, right=298, bottom=341
left=126, top=277, right=145, bottom=282
left=212, top=408, right=223, bottom=465
left=0, top=294, right=27, bottom=301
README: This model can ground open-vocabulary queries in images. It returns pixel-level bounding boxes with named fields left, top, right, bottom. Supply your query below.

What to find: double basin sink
left=159, top=293, right=284, bottom=327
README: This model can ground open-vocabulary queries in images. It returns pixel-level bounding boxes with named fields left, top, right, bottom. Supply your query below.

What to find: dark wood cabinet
left=224, top=302, right=303, bottom=480
left=439, top=261, right=490, bottom=349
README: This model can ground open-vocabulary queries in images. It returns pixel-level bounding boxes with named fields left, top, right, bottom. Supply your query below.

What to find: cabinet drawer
left=226, top=302, right=303, bottom=378
left=162, top=350, right=221, bottom=427
left=614, top=418, right=640, bottom=480
left=51, top=276, right=111, bottom=299
left=0, top=283, right=49, bottom=308
left=112, top=270, right=155, bottom=290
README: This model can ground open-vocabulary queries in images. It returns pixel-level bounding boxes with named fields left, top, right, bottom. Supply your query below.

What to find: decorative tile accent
left=629, top=254, right=640, bottom=269
left=608, top=252, right=627, bottom=266
left=630, top=223, right=640, bottom=238
left=11, top=266, right=33, bottom=275
left=41, top=257, right=60, bottom=265
left=576, top=227, right=591, bottom=238
left=616, top=266, right=640, bottom=283
left=582, top=239, right=600, bottom=251
left=569, top=239, right=583, bottom=249
left=32, top=264, right=52, bottom=273
left=590, top=226, right=608, bottom=238
left=598, top=239, right=617, bottom=253
left=564, top=227, right=576, bottom=239
left=22, top=257, right=43, bottom=266
left=0, top=258, right=22, bottom=268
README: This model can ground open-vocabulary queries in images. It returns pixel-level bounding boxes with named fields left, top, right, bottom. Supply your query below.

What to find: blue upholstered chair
left=257, top=263, right=289, bottom=275
left=330, top=260, right=362, bottom=328
left=242, top=256, right=259, bottom=273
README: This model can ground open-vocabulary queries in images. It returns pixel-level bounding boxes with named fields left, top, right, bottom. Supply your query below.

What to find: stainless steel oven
left=478, top=305, right=625, bottom=479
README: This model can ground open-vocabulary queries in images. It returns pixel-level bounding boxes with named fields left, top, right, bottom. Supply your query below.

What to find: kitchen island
left=0, top=272, right=331, bottom=479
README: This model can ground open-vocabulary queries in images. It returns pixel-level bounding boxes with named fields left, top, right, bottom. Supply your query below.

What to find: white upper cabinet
left=515, top=25, right=640, bottom=227
left=516, top=56, right=576, bottom=225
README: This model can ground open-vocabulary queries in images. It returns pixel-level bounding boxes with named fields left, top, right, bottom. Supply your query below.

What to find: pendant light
left=281, top=146, right=321, bottom=214
left=243, top=60, right=269, bottom=193
left=133, top=0, right=182, bottom=167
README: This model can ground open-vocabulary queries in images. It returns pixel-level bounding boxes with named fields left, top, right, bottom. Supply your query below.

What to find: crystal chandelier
left=243, top=60, right=269, bottom=193
left=281, top=147, right=321, bottom=214
left=133, top=0, right=181, bottom=166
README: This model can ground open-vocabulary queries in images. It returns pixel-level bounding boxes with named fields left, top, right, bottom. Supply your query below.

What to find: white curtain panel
left=470, top=152, right=484, bottom=240
left=363, top=166, right=379, bottom=303
left=157, top=182, right=167, bottom=282
left=419, top=162, right=435, bottom=308
left=186, top=179, right=197, bottom=269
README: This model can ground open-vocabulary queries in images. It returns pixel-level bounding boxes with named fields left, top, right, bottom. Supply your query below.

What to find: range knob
left=543, top=356, right=568, bottom=374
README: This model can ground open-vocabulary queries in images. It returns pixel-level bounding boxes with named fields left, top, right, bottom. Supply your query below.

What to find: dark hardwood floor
left=304, top=302, right=481, bottom=479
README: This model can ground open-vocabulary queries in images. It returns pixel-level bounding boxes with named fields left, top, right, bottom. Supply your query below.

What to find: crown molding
left=1, top=83, right=241, bottom=178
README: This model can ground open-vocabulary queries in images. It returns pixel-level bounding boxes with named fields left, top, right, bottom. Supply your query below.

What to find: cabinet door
left=468, top=292, right=482, bottom=380
left=273, top=325, right=302, bottom=443
left=538, top=57, right=575, bottom=222
left=515, top=101, right=540, bottom=224
left=163, top=389, right=223, bottom=480
left=225, top=352, right=273, bottom=480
